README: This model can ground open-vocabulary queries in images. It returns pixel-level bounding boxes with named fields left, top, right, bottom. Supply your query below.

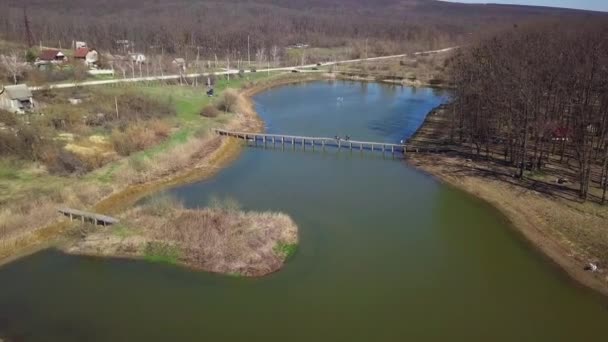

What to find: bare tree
left=0, top=53, right=26, bottom=84
left=271, top=45, right=280, bottom=66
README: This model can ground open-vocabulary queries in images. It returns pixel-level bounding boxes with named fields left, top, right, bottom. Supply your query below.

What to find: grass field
left=0, top=71, right=282, bottom=258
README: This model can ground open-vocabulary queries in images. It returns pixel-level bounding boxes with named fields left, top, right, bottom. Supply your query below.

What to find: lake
left=1, top=81, right=607, bottom=341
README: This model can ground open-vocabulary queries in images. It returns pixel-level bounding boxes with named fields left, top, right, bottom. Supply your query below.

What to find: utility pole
left=247, top=35, right=251, bottom=66
left=115, top=97, right=119, bottom=119
left=23, top=7, right=34, bottom=47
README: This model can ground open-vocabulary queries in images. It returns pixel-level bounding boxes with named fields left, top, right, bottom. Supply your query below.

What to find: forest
left=447, top=19, right=608, bottom=202
left=1, top=0, right=603, bottom=59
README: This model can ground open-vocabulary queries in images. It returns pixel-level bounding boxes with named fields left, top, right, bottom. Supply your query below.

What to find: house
left=74, top=48, right=99, bottom=67
left=74, top=47, right=89, bottom=60
left=552, top=126, right=571, bottom=142
left=129, top=53, right=146, bottom=64
left=85, top=49, right=99, bottom=67
left=116, top=39, right=133, bottom=52
left=0, top=84, right=35, bottom=114
left=38, top=49, right=67, bottom=64
left=172, top=58, right=186, bottom=71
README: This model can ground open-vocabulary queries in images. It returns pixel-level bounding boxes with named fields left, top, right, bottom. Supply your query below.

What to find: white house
left=129, top=53, right=146, bottom=64
left=172, top=58, right=186, bottom=71
left=0, top=84, right=35, bottom=114
left=85, top=49, right=99, bottom=67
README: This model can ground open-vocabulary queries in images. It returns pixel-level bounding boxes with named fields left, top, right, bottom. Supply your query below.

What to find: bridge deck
left=58, top=207, right=119, bottom=226
left=215, top=129, right=447, bottom=153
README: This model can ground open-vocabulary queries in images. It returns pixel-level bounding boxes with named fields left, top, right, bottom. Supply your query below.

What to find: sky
left=441, top=0, right=608, bottom=12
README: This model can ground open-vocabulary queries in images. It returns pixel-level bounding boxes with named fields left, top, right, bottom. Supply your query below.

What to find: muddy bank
left=407, top=106, right=608, bottom=297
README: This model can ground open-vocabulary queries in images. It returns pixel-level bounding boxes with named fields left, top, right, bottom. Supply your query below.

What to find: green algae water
left=1, top=81, right=608, bottom=341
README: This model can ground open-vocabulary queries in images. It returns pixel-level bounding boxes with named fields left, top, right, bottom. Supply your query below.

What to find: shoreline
left=2, top=76, right=604, bottom=297
left=0, top=73, right=316, bottom=268
left=407, top=106, right=608, bottom=297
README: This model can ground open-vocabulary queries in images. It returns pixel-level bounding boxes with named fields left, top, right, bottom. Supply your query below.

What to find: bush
left=200, top=105, right=220, bottom=118
left=45, top=104, right=84, bottom=130
left=45, top=149, right=87, bottom=175
left=147, top=119, right=171, bottom=138
left=25, top=50, right=37, bottom=63
left=0, top=109, right=18, bottom=126
left=0, top=125, right=46, bottom=160
left=216, top=89, right=239, bottom=113
left=111, top=124, right=158, bottom=156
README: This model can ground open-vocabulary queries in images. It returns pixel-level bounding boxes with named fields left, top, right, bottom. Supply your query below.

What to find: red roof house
left=74, top=47, right=89, bottom=59
left=38, top=49, right=67, bottom=63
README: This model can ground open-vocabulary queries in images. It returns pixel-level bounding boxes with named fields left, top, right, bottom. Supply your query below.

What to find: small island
left=65, top=197, right=298, bottom=277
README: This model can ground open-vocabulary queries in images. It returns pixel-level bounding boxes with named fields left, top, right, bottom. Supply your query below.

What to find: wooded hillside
left=448, top=19, right=608, bottom=202
left=1, top=0, right=603, bottom=58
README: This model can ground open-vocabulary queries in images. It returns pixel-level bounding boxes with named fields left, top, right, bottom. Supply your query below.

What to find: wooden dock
left=215, top=129, right=448, bottom=154
left=58, top=207, right=119, bottom=226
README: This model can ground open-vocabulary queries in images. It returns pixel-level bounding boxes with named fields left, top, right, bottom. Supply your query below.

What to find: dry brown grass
left=0, top=75, right=265, bottom=265
left=68, top=197, right=298, bottom=276
left=0, top=182, right=112, bottom=254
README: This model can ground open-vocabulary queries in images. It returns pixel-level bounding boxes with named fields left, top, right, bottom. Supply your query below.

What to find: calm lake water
left=1, top=81, right=607, bottom=341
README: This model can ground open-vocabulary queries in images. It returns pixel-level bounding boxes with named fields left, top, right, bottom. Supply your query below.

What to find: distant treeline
left=0, top=0, right=603, bottom=58
left=448, top=19, right=608, bottom=201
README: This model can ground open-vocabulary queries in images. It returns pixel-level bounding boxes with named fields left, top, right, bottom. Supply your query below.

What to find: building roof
left=39, top=49, right=64, bottom=61
left=74, top=47, right=89, bottom=58
left=3, top=84, right=32, bottom=100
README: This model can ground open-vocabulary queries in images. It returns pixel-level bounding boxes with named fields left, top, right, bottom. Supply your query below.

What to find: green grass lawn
left=89, top=71, right=281, bottom=181
left=2, top=72, right=282, bottom=194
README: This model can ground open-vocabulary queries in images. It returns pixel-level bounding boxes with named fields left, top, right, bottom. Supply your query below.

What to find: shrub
left=45, top=149, right=87, bottom=175
left=111, top=124, right=159, bottom=156
left=25, top=50, right=37, bottom=63
left=78, top=152, right=115, bottom=171
left=216, top=89, right=239, bottom=113
left=148, top=119, right=171, bottom=138
left=45, top=104, right=84, bottom=129
left=200, top=105, right=220, bottom=118
left=0, top=124, right=48, bottom=160
left=0, top=109, right=18, bottom=126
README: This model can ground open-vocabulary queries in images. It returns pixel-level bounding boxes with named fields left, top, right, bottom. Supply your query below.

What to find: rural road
left=29, top=47, right=457, bottom=91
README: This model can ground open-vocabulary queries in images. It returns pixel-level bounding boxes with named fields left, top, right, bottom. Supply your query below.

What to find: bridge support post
left=371, top=144, right=374, bottom=152
left=349, top=142, right=352, bottom=150
left=281, top=137, right=284, bottom=146
left=360, top=143, right=363, bottom=151
left=302, top=138, right=305, bottom=149
left=322, top=140, right=325, bottom=150
left=391, top=145, right=394, bottom=155
left=338, top=140, right=341, bottom=150
left=272, top=137, right=275, bottom=146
